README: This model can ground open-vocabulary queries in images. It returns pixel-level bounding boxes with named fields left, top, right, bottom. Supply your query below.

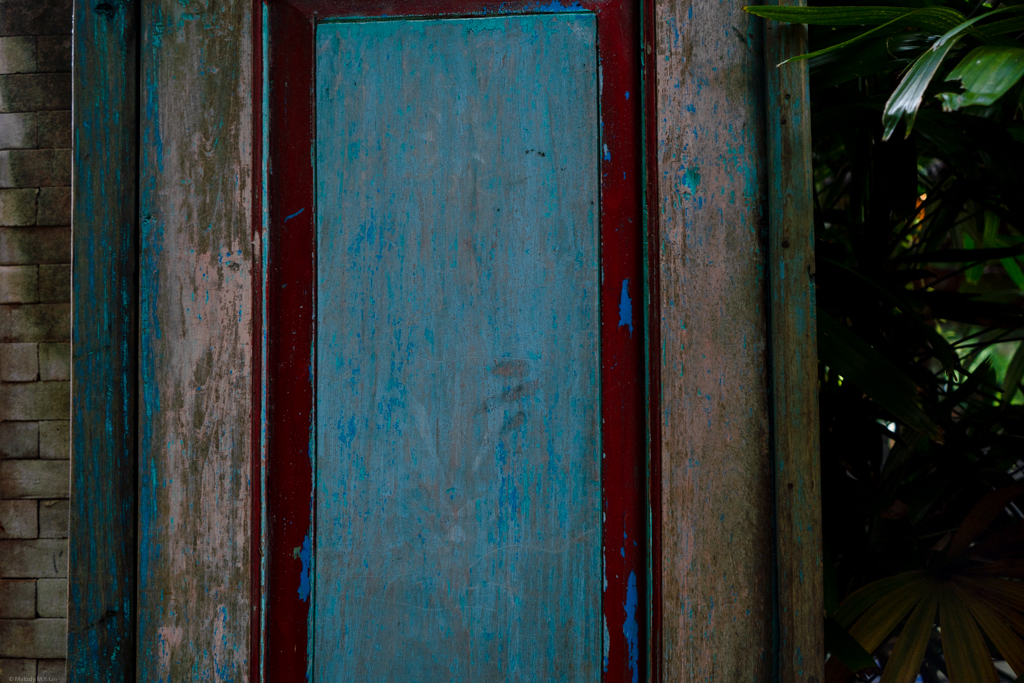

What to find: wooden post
left=134, top=0, right=255, bottom=677
left=652, top=0, right=776, bottom=678
left=764, top=3, right=825, bottom=681
left=68, top=0, right=138, bottom=678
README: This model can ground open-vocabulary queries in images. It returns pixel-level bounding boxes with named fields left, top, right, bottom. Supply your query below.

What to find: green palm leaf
left=882, top=38, right=964, bottom=139
left=744, top=6, right=966, bottom=64
left=880, top=589, right=939, bottom=683
left=1003, top=341, right=1024, bottom=403
left=833, top=571, right=927, bottom=628
left=744, top=5, right=965, bottom=31
left=883, top=7, right=1024, bottom=138
left=938, top=46, right=1024, bottom=111
left=974, top=16, right=1024, bottom=40
left=846, top=576, right=932, bottom=655
left=955, top=583, right=1024, bottom=676
left=939, top=582, right=1000, bottom=683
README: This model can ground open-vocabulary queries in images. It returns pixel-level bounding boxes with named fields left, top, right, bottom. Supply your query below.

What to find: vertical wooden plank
left=313, top=15, right=601, bottom=681
left=68, top=0, right=137, bottom=678
left=764, top=7, right=825, bottom=681
left=653, top=0, right=775, bottom=679
left=136, top=0, right=254, bottom=676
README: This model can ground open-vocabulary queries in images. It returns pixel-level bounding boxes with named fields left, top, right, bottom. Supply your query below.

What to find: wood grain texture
left=136, top=0, right=254, bottom=677
left=314, top=15, right=601, bottom=681
left=764, top=7, right=824, bottom=681
left=653, top=0, right=775, bottom=678
left=68, top=0, right=138, bottom=678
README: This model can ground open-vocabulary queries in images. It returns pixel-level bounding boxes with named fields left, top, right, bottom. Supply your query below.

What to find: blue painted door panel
left=314, top=15, right=600, bottom=681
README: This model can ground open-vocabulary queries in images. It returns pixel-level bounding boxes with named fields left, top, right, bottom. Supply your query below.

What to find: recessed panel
left=315, top=14, right=600, bottom=680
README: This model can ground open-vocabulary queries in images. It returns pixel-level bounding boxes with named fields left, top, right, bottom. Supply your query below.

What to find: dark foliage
left=749, top=1, right=1024, bottom=679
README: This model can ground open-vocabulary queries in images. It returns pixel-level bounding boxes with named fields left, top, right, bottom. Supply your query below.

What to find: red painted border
left=265, top=0, right=317, bottom=677
left=262, top=1, right=649, bottom=680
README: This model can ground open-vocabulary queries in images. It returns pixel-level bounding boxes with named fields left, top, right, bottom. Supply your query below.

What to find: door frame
left=259, top=1, right=654, bottom=681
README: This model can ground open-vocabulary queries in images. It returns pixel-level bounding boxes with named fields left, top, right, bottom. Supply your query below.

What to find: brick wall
left=0, top=0, right=72, bottom=679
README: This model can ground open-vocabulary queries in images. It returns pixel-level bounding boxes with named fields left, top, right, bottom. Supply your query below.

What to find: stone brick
left=36, top=577, right=65, bottom=617
left=0, top=619, right=66, bottom=658
left=37, top=342, right=66, bottom=380
left=0, top=303, right=70, bottom=342
left=36, top=111, right=69, bottom=149
left=37, top=500, right=65, bottom=538
left=0, top=36, right=35, bottom=74
left=0, top=73, right=71, bottom=113
left=0, top=579, right=35, bottom=617
left=0, top=381, right=68, bottom=421
left=0, top=227, right=70, bottom=264
left=0, top=0, right=73, bottom=36
left=0, top=264, right=37, bottom=302
left=0, top=539, right=66, bottom=577
left=37, top=420, right=67, bottom=459
left=36, top=186, right=69, bottom=225
left=0, top=420, right=38, bottom=458
left=0, top=112, right=36, bottom=148
left=0, top=188, right=37, bottom=226
left=37, top=658, right=66, bottom=682
left=0, top=658, right=36, bottom=680
left=0, top=459, right=68, bottom=498
left=37, top=264, right=67, bottom=302
left=0, top=149, right=71, bottom=188
left=0, top=499, right=37, bottom=538
left=1, top=342, right=38, bottom=380
left=35, top=36, right=70, bottom=73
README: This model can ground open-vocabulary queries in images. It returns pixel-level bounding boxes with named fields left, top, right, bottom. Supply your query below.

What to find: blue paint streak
left=618, top=278, right=633, bottom=336
left=285, top=207, right=306, bottom=222
left=522, top=0, right=586, bottom=11
left=297, top=533, right=312, bottom=602
left=623, top=571, right=639, bottom=683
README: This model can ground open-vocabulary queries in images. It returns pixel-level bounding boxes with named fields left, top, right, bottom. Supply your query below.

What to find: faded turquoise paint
left=314, top=15, right=601, bottom=681
left=68, top=0, right=137, bottom=678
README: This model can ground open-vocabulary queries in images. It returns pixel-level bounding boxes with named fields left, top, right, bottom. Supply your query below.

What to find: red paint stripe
left=262, top=2, right=648, bottom=680
left=264, top=2, right=316, bottom=679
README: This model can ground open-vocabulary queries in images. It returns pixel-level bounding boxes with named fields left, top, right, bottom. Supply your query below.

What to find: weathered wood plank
left=653, top=0, right=775, bottom=678
left=68, top=0, right=138, bottom=678
left=764, top=6, right=825, bottom=680
left=136, top=0, right=254, bottom=677
left=313, top=15, right=601, bottom=680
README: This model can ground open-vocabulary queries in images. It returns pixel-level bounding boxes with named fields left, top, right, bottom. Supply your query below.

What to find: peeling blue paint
left=297, top=533, right=312, bottom=602
left=682, top=165, right=701, bottom=194
left=518, top=0, right=586, bottom=12
left=285, top=207, right=306, bottom=222
left=623, top=570, right=639, bottom=683
left=618, top=278, right=633, bottom=336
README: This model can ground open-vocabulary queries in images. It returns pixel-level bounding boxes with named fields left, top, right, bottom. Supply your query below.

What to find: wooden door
left=265, top=2, right=646, bottom=681
left=315, top=15, right=601, bottom=679
left=68, top=0, right=823, bottom=676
